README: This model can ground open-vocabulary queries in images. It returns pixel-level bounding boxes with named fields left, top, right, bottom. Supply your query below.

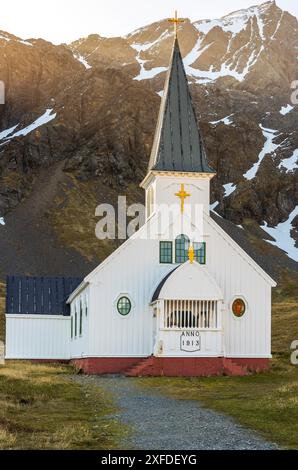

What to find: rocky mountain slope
left=0, top=0, right=297, bottom=278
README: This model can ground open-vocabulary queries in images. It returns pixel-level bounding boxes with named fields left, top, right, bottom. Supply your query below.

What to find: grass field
left=0, top=271, right=297, bottom=449
left=0, top=362, right=127, bottom=450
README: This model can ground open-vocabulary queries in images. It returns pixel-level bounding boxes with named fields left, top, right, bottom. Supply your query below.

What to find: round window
left=232, top=298, right=246, bottom=317
left=117, top=297, right=132, bottom=316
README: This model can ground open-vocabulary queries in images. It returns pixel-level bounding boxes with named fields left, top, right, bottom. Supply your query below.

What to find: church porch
left=152, top=299, right=224, bottom=358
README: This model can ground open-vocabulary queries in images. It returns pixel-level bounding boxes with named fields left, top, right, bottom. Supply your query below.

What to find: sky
left=0, top=0, right=297, bottom=44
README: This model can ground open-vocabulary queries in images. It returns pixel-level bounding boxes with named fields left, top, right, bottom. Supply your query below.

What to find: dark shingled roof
left=148, top=37, right=215, bottom=174
left=6, top=276, right=83, bottom=316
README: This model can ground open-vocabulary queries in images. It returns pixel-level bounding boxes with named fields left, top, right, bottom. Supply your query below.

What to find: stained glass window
left=232, top=298, right=246, bottom=317
left=160, top=241, right=173, bottom=264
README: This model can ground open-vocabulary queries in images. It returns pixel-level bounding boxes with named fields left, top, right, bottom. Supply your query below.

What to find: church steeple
left=147, top=36, right=215, bottom=175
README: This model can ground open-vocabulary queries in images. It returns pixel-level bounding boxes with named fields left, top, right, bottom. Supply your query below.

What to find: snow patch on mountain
left=73, top=53, right=92, bottom=69
left=184, top=43, right=264, bottom=83
left=0, top=124, right=19, bottom=140
left=210, top=114, right=234, bottom=126
left=135, top=65, right=168, bottom=81
left=210, top=201, right=219, bottom=212
left=271, top=11, right=284, bottom=39
left=0, top=34, right=32, bottom=47
left=194, top=2, right=270, bottom=39
left=0, top=217, right=5, bottom=226
left=131, top=42, right=168, bottom=80
left=261, top=206, right=298, bottom=261
left=279, top=104, right=294, bottom=115
left=184, top=38, right=213, bottom=69
left=188, top=2, right=274, bottom=83
left=278, top=149, right=298, bottom=172
left=244, top=125, right=279, bottom=180
left=223, top=183, right=237, bottom=197
left=5, top=109, right=57, bottom=139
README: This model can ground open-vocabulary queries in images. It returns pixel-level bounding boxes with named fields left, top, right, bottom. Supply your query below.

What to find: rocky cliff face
left=0, top=0, right=297, bottom=277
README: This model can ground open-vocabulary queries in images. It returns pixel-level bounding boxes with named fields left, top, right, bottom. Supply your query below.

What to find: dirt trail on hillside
left=0, top=163, right=95, bottom=278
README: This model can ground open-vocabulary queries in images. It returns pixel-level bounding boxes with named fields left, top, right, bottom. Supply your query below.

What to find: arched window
left=175, top=234, right=190, bottom=263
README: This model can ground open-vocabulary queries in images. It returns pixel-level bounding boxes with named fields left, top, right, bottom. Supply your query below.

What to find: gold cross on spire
left=175, top=184, right=190, bottom=213
left=168, top=10, right=185, bottom=37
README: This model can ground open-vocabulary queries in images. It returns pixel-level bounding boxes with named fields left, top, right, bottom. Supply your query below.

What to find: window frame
left=193, top=241, right=206, bottom=265
left=116, top=296, right=132, bottom=317
left=230, top=295, right=248, bottom=320
left=159, top=241, right=173, bottom=264
left=175, top=234, right=190, bottom=264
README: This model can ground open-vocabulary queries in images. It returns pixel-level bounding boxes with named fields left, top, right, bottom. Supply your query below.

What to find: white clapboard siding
left=70, top=287, right=90, bottom=359
left=204, top=215, right=272, bottom=358
left=68, top=180, right=274, bottom=360
left=5, top=315, right=71, bottom=359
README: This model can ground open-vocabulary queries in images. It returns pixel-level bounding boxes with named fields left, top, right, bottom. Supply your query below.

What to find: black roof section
left=151, top=266, right=180, bottom=302
left=6, top=276, right=83, bottom=316
left=148, top=37, right=215, bottom=174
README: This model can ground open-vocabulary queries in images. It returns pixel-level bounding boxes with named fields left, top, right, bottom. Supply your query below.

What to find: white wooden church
left=5, top=32, right=276, bottom=376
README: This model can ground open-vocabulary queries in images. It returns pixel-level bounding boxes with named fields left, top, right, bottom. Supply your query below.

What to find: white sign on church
left=180, top=331, right=201, bottom=353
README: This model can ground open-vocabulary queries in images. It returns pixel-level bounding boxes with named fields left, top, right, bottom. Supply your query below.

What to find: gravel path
left=75, top=375, right=278, bottom=450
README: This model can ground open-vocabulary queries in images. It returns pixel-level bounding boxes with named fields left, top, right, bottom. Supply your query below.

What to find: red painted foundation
left=71, top=357, right=145, bottom=375
left=229, top=357, right=270, bottom=372
left=71, top=357, right=270, bottom=377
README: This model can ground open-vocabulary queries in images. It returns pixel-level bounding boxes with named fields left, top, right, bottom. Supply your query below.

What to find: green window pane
left=71, top=315, right=73, bottom=339
left=175, top=235, right=190, bottom=263
left=194, top=242, right=206, bottom=264
left=117, top=297, right=132, bottom=316
left=160, top=241, right=173, bottom=264
left=74, top=310, right=77, bottom=337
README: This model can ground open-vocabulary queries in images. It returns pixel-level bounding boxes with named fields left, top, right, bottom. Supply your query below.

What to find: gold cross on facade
left=168, top=10, right=185, bottom=37
left=175, top=184, right=190, bottom=213
left=188, top=244, right=195, bottom=264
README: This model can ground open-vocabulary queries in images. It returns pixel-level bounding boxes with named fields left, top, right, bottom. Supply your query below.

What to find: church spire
left=147, top=31, right=215, bottom=175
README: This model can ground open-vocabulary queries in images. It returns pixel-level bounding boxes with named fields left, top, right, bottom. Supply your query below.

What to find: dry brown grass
left=0, top=362, right=127, bottom=450
left=272, top=270, right=298, bottom=356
